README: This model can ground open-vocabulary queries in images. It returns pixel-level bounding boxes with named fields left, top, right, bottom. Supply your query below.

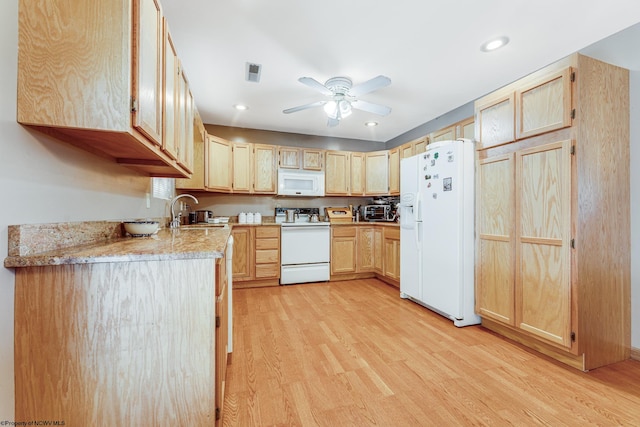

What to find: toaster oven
left=362, top=205, right=394, bottom=222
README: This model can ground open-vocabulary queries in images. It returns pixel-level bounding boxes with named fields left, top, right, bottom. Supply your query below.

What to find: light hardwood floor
left=222, top=279, right=640, bottom=426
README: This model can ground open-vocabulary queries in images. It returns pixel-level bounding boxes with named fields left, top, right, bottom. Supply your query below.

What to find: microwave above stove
left=362, top=205, right=395, bottom=222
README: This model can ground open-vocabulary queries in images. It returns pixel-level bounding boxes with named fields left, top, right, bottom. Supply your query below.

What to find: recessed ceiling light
left=234, top=104, right=249, bottom=111
left=480, top=36, right=509, bottom=52
left=365, top=121, right=378, bottom=127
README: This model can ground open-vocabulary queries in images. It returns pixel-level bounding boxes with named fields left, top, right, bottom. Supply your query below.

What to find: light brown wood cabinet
left=365, top=151, right=389, bottom=195
left=356, top=227, right=375, bottom=272
left=330, top=226, right=357, bottom=275
left=215, top=252, right=229, bottom=424
left=431, top=126, right=455, bottom=143
left=175, top=112, right=206, bottom=190
left=475, top=53, right=630, bottom=371
left=207, top=135, right=233, bottom=191
left=350, top=152, right=367, bottom=196
left=14, top=257, right=220, bottom=424
left=232, top=226, right=280, bottom=286
left=477, top=67, right=572, bottom=149
left=232, top=142, right=253, bottom=193
left=388, top=147, right=400, bottom=195
left=16, top=0, right=193, bottom=178
left=279, top=147, right=324, bottom=171
left=325, top=150, right=351, bottom=195
left=383, top=227, right=400, bottom=285
left=253, top=144, right=277, bottom=194
left=399, top=136, right=429, bottom=159
left=330, top=224, right=396, bottom=284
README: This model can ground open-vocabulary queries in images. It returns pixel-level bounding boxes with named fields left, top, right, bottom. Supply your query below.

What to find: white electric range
left=275, top=208, right=330, bottom=285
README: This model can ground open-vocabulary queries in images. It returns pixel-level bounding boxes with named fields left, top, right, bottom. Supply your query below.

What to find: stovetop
left=275, top=207, right=328, bottom=226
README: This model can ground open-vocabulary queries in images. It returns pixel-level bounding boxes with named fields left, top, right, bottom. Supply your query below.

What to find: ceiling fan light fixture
left=338, top=100, right=352, bottom=118
left=324, top=101, right=338, bottom=118
left=480, top=36, right=509, bottom=52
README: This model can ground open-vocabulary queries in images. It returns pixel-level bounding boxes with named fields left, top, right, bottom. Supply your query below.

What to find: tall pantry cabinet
left=475, top=53, right=630, bottom=371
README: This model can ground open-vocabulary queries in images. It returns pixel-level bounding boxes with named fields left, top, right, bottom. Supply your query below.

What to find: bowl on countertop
left=123, top=220, right=159, bottom=237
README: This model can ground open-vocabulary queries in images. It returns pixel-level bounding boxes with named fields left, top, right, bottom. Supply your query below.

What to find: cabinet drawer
left=256, top=263, right=279, bottom=278
left=256, top=237, right=279, bottom=250
left=256, top=227, right=280, bottom=238
left=256, top=249, right=279, bottom=264
left=332, top=226, right=357, bottom=238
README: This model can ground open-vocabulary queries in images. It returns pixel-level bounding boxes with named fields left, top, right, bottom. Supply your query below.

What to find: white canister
left=254, top=212, right=262, bottom=224
left=246, top=212, right=254, bottom=224
left=238, top=212, right=247, bottom=224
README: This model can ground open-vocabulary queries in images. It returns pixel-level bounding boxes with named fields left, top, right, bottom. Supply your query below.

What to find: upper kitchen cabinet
left=476, top=93, right=515, bottom=149
left=175, top=111, right=206, bottom=190
left=365, top=151, right=389, bottom=195
left=476, top=67, right=572, bottom=149
left=350, top=152, right=366, bottom=196
left=388, top=147, right=400, bottom=195
left=400, top=136, right=428, bottom=159
left=232, top=142, right=253, bottom=193
left=456, top=117, right=475, bottom=140
left=278, top=147, right=324, bottom=171
left=176, top=67, right=195, bottom=173
left=431, top=126, right=455, bottom=143
left=206, top=135, right=232, bottom=192
left=515, top=68, right=573, bottom=140
left=17, top=0, right=192, bottom=178
left=325, top=151, right=351, bottom=196
left=253, top=144, right=277, bottom=194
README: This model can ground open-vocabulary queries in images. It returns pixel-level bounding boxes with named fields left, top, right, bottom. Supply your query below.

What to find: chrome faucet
left=169, top=194, right=198, bottom=228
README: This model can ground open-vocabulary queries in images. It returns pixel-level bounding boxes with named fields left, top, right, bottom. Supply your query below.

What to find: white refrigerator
left=399, top=139, right=480, bottom=327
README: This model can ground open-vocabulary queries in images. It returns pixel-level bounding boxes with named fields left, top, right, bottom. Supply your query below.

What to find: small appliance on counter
left=193, top=210, right=213, bottom=224
left=324, top=207, right=352, bottom=223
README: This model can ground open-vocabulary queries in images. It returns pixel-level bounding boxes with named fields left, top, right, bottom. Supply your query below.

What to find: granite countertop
left=4, top=221, right=231, bottom=268
left=329, top=221, right=400, bottom=227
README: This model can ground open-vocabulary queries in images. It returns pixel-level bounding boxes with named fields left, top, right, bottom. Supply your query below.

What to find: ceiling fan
left=283, top=75, right=392, bottom=127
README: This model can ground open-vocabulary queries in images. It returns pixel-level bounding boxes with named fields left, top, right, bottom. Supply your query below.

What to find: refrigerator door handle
left=415, top=191, right=422, bottom=222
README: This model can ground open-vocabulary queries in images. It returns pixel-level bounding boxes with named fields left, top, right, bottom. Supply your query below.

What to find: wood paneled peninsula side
left=5, top=221, right=231, bottom=425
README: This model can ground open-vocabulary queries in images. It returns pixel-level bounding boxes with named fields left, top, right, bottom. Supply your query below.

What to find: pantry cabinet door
left=132, top=0, right=164, bottom=146
left=516, top=68, right=573, bottom=140
left=515, top=140, right=572, bottom=348
left=477, top=93, right=515, bottom=149
left=476, top=153, right=515, bottom=325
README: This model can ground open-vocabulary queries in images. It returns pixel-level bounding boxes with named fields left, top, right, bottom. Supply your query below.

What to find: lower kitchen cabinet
left=330, top=226, right=357, bottom=275
left=215, top=254, right=229, bottom=424
left=13, top=257, right=220, bottom=425
left=330, top=224, right=397, bottom=284
left=383, top=227, right=400, bottom=285
left=232, top=225, right=281, bottom=287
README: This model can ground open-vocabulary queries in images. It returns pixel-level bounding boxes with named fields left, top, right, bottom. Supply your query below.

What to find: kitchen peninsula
left=5, top=221, right=231, bottom=425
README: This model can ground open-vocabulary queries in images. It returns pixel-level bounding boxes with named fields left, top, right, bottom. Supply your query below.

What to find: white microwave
left=277, top=169, right=325, bottom=196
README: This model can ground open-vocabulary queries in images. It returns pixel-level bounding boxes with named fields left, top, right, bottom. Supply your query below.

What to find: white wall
left=630, top=70, right=639, bottom=350
left=0, top=3, right=168, bottom=419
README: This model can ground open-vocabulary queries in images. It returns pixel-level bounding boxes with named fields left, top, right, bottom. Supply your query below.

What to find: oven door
left=280, top=224, right=330, bottom=265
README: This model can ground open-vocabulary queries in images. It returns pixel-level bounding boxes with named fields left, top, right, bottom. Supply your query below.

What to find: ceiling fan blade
left=283, top=100, right=326, bottom=114
left=327, top=117, right=340, bottom=127
left=351, top=99, right=391, bottom=116
left=348, top=75, right=391, bottom=97
left=298, top=77, right=333, bottom=96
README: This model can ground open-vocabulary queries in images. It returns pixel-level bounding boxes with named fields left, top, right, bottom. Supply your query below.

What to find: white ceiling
left=160, top=0, right=640, bottom=143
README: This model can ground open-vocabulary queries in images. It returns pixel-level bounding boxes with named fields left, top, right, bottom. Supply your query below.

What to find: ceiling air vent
left=246, top=62, right=262, bottom=83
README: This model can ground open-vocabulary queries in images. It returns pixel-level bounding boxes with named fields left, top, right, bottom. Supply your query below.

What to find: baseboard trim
left=631, top=347, right=640, bottom=362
